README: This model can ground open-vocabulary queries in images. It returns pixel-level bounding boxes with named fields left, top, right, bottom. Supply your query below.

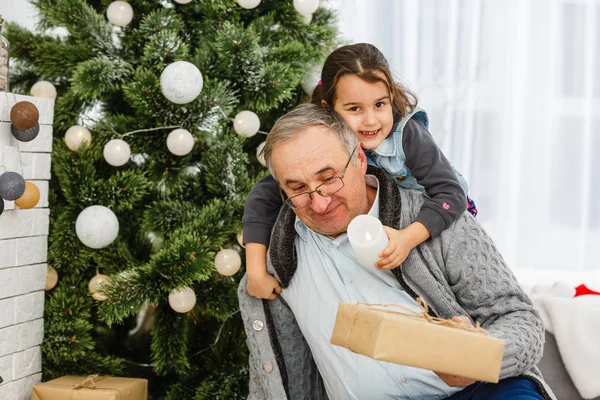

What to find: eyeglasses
left=283, top=146, right=357, bottom=209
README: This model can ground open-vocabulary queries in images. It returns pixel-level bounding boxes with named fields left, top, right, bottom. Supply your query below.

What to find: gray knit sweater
left=238, top=166, right=556, bottom=400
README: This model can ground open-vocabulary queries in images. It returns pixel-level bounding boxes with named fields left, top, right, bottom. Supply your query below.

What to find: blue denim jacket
left=364, top=108, right=469, bottom=193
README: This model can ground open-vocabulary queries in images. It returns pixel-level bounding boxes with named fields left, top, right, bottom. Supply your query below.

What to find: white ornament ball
left=214, top=248, right=242, bottom=276
left=301, top=65, right=321, bottom=94
left=160, top=61, right=203, bottom=104
left=233, top=110, right=260, bottom=137
left=65, top=125, right=92, bottom=151
left=174, top=0, right=193, bottom=3
left=256, top=141, right=267, bottom=167
left=167, top=128, right=195, bottom=156
left=237, top=0, right=261, bottom=9
left=293, top=0, right=319, bottom=16
left=89, top=273, right=110, bottom=301
left=103, top=139, right=131, bottom=166
left=169, top=287, right=197, bottom=313
left=76, top=205, right=119, bottom=249
left=30, top=81, right=57, bottom=99
left=301, top=13, right=312, bottom=24
left=107, top=1, right=134, bottom=27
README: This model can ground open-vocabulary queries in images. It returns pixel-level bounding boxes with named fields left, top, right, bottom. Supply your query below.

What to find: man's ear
left=357, top=146, right=368, bottom=174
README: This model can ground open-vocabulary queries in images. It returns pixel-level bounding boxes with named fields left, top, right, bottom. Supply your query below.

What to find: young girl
left=242, top=43, right=477, bottom=300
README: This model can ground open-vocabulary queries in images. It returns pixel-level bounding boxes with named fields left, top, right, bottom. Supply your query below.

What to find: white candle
left=347, top=214, right=389, bottom=268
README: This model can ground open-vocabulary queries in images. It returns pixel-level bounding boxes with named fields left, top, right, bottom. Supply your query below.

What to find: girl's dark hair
left=310, top=43, right=417, bottom=117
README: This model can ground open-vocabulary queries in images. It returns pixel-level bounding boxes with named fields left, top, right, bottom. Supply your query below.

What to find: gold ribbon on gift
left=345, top=297, right=486, bottom=349
left=72, top=374, right=102, bottom=390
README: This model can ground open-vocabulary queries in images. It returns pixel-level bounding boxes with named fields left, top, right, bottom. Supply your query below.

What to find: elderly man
left=238, top=104, right=555, bottom=400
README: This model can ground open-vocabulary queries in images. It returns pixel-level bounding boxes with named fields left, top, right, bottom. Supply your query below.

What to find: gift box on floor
left=330, top=300, right=505, bottom=383
left=31, top=375, right=148, bottom=400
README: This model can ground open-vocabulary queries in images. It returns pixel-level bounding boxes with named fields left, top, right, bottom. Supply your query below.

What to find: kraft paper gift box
left=31, top=375, right=148, bottom=400
left=330, top=301, right=505, bottom=383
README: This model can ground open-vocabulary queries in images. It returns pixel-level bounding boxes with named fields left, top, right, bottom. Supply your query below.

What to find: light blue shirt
left=281, top=175, right=461, bottom=400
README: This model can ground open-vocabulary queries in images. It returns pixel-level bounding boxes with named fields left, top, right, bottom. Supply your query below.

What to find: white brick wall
left=0, top=93, right=54, bottom=399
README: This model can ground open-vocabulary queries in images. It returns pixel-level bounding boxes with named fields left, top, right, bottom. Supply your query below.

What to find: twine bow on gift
left=73, top=374, right=102, bottom=390
left=352, top=297, right=486, bottom=337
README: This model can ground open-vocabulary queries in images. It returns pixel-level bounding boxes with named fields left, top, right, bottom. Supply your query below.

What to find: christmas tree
left=4, top=0, right=337, bottom=397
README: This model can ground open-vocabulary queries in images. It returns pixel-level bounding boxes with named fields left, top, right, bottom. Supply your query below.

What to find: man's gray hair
left=261, top=103, right=359, bottom=179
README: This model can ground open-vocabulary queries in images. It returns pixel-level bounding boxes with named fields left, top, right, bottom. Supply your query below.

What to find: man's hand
left=434, top=316, right=487, bottom=388
left=247, top=270, right=282, bottom=300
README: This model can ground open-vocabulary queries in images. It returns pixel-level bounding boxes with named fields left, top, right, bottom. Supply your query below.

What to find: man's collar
left=270, top=166, right=403, bottom=288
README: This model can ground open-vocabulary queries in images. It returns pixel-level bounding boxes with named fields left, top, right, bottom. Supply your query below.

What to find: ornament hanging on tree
left=237, top=0, right=261, bottom=9
left=237, top=230, right=245, bottom=248
left=214, top=248, right=242, bottom=276
left=45, top=266, right=58, bottom=291
left=106, top=1, right=134, bottom=27
left=301, top=13, right=312, bottom=24
left=233, top=110, right=260, bottom=137
left=14, top=181, right=40, bottom=209
left=10, top=101, right=39, bottom=131
left=160, top=61, right=203, bottom=104
left=11, top=123, right=40, bottom=142
left=293, top=0, right=319, bottom=16
left=168, top=287, right=196, bottom=313
left=256, top=141, right=267, bottom=167
left=89, top=273, right=110, bottom=301
left=75, top=205, right=119, bottom=249
left=103, top=139, right=131, bottom=166
left=0, top=171, right=26, bottom=201
left=173, top=0, right=193, bottom=3
left=166, top=128, right=194, bottom=156
left=30, top=80, right=57, bottom=99
left=64, top=125, right=92, bottom=151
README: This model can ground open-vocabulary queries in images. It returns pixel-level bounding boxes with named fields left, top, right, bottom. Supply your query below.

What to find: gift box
left=31, top=375, right=148, bottom=400
left=330, top=300, right=505, bottom=383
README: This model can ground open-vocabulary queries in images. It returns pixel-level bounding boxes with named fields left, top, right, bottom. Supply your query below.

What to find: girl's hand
left=247, top=270, right=282, bottom=300
left=375, top=226, right=414, bottom=270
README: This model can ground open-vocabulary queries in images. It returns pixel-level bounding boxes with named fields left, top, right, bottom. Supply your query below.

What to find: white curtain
left=332, top=0, right=600, bottom=282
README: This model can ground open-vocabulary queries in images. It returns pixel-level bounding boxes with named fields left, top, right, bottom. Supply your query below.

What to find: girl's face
left=332, top=73, right=394, bottom=150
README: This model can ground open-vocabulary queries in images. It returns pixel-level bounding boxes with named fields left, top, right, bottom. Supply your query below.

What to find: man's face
left=271, top=126, right=370, bottom=237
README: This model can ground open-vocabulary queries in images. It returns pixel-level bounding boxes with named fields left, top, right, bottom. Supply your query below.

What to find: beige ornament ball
left=237, top=0, right=261, bottom=9
left=173, top=0, right=193, bottom=3
left=166, top=128, right=194, bottom=156
left=30, top=81, right=57, bottom=99
left=168, top=287, right=196, bottom=313
left=45, top=266, right=58, bottom=291
left=65, top=125, right=92, bottom=151
left=107, top=1, right=134, bottom=27
left=214, top=248, right=242, bottom=276
left=237, top=230, right=245, bottom=248
left=104, top=138, right=131, bottom=166
left=233, top=110, right=260, bottom=137
left=15, top=181, right=40, bottom=209
left=89, top=273, right=110, bottom=301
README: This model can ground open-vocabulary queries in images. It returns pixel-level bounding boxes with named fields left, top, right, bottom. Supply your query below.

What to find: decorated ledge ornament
left=15, top=181, right=40, bottom=209
left=0, top=171, right=26, bottom=201
left=104, top=138, right=131, bottom=166
left=256, top=141, right=266, bottom=167
left=293, top=0, right=319, bottom=16
left=167, top=128, right=194, bottom=156
left=0, top=197, right=4, bottom=216
left=65, top=125, right=92, bottom=151
left=76, top=205, right=119, bottom=249
left=160, top=61, right=203, bottom=104
left=168, top=287, right=196, bottom=313
left=10, top=101, right=39, bottom=131
left=214, top=248, right=242, bottom=276
left=237, top=0, right=261, bottom=9
left=89, top=273, right=110, bottom=301
left=30, top=80, right=57, bottom=99
left=233, top=110, right=260, bottom=137
left=11, top=123, right=40, bottom=142
left=45, top=266, right=58, bottom=291
left=107, top=1, right=134, bottom=27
